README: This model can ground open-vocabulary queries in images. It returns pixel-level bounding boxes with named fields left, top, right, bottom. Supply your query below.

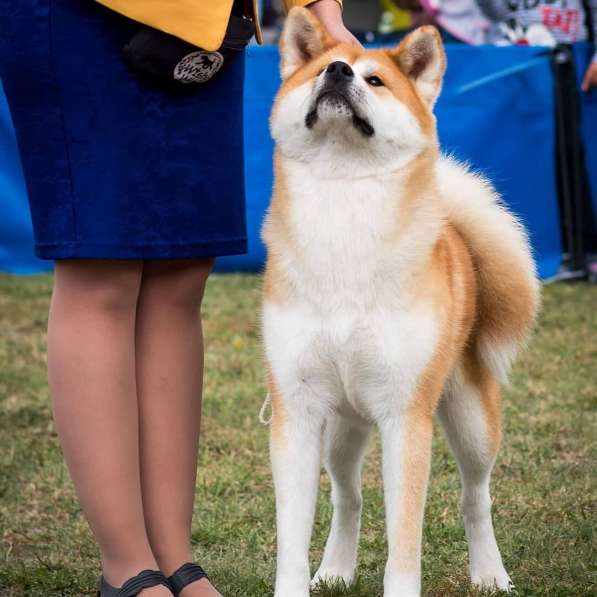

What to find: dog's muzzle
left=305, top=61, right=374, bottom=137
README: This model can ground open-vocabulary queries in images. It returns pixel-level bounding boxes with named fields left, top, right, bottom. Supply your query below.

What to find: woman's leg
left=48, top=260, right=172, bottom=595
left=135, top=259, right=220, bottom=597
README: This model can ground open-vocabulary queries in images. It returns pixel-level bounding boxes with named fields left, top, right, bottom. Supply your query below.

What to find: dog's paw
left=471, top=566, right=513, bottom=593
left=311, top=566, right=354, bottom=589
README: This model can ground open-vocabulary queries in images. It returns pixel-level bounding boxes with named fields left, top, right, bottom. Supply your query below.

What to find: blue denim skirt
left=0, top=0, right=247, bottom=260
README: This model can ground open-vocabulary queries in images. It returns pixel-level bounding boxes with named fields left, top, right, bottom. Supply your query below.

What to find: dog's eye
left=366, top=76, right=384, bottom=87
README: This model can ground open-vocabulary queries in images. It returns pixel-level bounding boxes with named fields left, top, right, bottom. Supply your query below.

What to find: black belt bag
left=122, top=13, right=255, bottom=86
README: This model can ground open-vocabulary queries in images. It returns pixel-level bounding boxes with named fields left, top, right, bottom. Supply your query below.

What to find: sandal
left=167, top=562, right=209, bottom=596
left=98, top=569, right=171, bottom=596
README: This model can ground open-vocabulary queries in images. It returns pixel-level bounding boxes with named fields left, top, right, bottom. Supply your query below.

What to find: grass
left=0, top=274, right=595, bottom=596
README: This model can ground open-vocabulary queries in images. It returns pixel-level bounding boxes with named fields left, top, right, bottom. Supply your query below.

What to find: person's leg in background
left=48, top=260, right=172, bottom=596
left=135, top=259, right=221, bottom=597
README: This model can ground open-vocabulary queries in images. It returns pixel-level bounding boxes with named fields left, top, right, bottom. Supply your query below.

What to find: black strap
left=582, top=0, right=594, bottom=43
left=167, top=562, right=209, bottom=596
left=99, top=569, right=170, bottom=597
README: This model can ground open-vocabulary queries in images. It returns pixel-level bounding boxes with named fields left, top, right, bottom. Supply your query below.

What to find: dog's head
left=271, top=8, right=446, bottom=176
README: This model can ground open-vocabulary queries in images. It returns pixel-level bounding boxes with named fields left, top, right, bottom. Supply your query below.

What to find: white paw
left=383, top=590, right=419, bottom=597
left=471, top=566, right=513, bottom=592
left=383, top=573, right=420, bottom=597
left=274, top=578, right=311, bottom=597
left=311, top=566, right=355, bottom=588
left=274, top=589, right=310, bottom=597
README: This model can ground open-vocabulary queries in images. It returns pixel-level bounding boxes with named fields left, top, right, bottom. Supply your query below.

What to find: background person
left=477, top=0, right=597, bottom=90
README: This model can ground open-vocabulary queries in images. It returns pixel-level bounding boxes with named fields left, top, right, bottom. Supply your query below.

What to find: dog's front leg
left=379, top=410, right=433, bottom=597
left=270, top=388, right=325, bottom=597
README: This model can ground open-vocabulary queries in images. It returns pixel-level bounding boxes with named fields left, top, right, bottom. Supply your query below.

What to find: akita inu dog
left=261, top=8, right=540, bottom=597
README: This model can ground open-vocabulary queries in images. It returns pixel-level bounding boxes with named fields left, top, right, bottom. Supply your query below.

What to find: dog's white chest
left=279, top=170, right=411, bottom=307
left=263, top=165, right=441, bottom=421
left=263, top=302, right=438, bottom=422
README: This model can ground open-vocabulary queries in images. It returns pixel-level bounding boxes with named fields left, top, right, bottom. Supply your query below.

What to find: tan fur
left=461, top=346, right=503, bottom=452
left=266, top=365, right=288, bottom=449
left=389, top=226, right=477, bottom=567
left=262, top=157, right=294, bottom=304
left=439, top=159, right=541, bottom=382
left=393, top=411, right=433, bottom=573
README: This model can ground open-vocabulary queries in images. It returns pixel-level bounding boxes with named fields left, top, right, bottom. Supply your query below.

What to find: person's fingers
left=337, top=28, right=363, bottom=48
left=582, top=64, right=597, bottom=92
left=582, top=69, right=590, bottom=92
left=328, top=27, right=362, bottom=48
left=347, top=35, right=363, bottom=48
left=307, top=1, right=362, bottom=48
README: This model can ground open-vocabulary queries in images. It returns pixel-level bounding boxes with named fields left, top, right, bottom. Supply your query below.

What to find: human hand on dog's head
left=307, top=0, right=362, bottom=48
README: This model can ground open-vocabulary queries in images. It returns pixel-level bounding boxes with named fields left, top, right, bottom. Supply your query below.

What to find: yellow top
left=95, top=1, right=342, bottom=52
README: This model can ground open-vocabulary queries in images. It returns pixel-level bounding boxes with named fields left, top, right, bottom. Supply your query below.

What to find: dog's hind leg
left=437, top=362, right=513, bottom=593
left=312, top=417, right=371, bottom=588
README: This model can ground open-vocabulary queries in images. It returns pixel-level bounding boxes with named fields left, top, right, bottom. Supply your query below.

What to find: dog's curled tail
left=437, top=156, right=541, bottom=384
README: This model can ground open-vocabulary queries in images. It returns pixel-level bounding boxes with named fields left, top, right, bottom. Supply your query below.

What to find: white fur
left=436, top=157, right=536, bottom=286
left=264, top=159, right=444, bottom=307
left=264, top=301, right=440, bottom=597
left=271, top=53, right=428, bottom=180
left=265, top=32, right=529, bottom=597
left=263, top=155, right=443, bottom=597
left=312, top=418, right=370, bottom=586
left=479, top=340, right=520, bottom=386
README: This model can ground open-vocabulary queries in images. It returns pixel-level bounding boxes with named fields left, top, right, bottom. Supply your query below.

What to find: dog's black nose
left=325, top=61, right=354, bottom=82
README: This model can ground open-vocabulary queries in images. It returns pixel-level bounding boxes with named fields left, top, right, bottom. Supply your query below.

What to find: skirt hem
left=34, top=238, right=248, bottom=260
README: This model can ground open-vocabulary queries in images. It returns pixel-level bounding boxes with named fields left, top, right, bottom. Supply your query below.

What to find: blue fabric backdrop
left=219, top=43, right=564, bottom=278
left=2, top=43, right=594, bottom=278
left=573, top=44, right=597, bottom=222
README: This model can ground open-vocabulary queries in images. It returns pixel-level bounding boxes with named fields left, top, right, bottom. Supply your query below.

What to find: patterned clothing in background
left=478, top=0, right=597, bottom=59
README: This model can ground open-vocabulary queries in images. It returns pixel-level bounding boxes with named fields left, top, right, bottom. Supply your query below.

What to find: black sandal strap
left=167, top=562, right=209, bottom=596
left=99, top=569, right=170, bottom=597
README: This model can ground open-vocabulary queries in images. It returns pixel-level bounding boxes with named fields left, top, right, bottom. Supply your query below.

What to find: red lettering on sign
left=541, top=6, right=581, bottom=40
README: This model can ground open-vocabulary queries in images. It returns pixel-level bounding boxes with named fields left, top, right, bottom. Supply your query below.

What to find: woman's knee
left=139, top=258, right=214, bottom=311
left=52, top=260, right=143, bottom=315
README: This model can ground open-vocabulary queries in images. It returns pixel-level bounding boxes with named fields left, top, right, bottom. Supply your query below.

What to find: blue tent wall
left=436, top=45, right=562, bottom=279
left=573, top=44, right=597, bottom=224
left=219, top=44, right=563, bottom=278
left=2, top=43, right=593, bottom=278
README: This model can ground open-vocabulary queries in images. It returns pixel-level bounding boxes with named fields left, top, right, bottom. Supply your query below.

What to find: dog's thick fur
left=262, top=9, right=540, bottom=597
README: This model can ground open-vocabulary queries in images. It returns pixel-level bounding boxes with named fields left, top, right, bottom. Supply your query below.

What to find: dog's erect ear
left=391, top=26, right=446, bottom=106
left=279, top=7, right=334, bottom=80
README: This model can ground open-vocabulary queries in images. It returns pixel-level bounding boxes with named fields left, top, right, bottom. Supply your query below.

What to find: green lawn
left=0, top=274, right=595, bottom=596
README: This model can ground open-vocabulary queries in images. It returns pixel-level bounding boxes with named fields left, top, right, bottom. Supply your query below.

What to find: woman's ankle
left=101, top=551, right=162, bottom=587
left=152, top=545, right=195, bottom=577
